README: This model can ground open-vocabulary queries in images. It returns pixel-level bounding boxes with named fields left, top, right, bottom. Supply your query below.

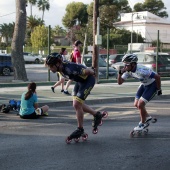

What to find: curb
left=38, top=94, right=170, bottom=107
left=1, top=77, right=170, bottom=88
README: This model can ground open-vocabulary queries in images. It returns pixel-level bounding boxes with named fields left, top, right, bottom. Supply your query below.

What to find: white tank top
left=122, top=64, right=155, bottom=86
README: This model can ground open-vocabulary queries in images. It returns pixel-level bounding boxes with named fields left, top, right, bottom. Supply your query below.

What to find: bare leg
left=53, top=77, right=65, bottom=89
left=134, top=99, right=148, bottom=123
left=65, top=80, right=72, bottom=91
left=82, top=103, right=96, bottom=116
left=41, top=105, right=49, bottom=114
left=73, top=99, right=84, bottom=128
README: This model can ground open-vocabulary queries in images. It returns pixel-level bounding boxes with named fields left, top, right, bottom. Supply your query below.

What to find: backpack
left=9, top=99, right=21, bottom=111
left=69, top=52, right=74, bottom=62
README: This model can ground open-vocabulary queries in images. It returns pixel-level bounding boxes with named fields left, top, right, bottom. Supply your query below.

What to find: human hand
left=91, top=67, right=95, bottom=76
left=157, top=89, right=162, bottom=96
left=119, top=68, right=126, bottom=75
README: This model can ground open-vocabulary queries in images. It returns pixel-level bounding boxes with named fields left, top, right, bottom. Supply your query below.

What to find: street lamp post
left=130, top=13, right=134, bottom=53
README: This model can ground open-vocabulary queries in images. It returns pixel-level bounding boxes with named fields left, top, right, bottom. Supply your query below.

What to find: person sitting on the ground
left=19, top=82, right=49, bottom=119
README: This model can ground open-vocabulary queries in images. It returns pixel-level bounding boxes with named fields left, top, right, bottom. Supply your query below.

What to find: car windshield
left=84, top=56, right=107, bottom=67
left=158, top=55, right=170, bottom=64
left=109, top=55, right=116, bottom=59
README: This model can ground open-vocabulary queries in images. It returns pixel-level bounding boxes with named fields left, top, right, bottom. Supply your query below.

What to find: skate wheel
left=137, top=130, right=142, bottom=135
left=82, top=134, right=88, bottom=141
left=102, top=111, right=108, bottom=118
left=99, top=120, right=103, bottom=126
left=143, top=129, right=149, bottom=135
left=74, top=138, right=80, bottom=143
left=65, top=137, right=72, bottom=144
left=130, top=130, right=135, bottom=137
left=152, top=118, right=157, bottom=123
left=92, top=128, right=98, bottom=134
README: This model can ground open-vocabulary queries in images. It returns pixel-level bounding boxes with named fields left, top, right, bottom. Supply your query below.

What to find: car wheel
left=35, top=59, right=40, bottom=64
left=2, top=67, right=11, bottom=76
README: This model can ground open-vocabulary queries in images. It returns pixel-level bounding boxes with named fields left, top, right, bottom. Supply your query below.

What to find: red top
left=72, top=48, right=81, bottom=63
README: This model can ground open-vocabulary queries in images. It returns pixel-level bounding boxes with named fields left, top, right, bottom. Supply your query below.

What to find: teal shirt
left=19, top=92, right=38, bottom=116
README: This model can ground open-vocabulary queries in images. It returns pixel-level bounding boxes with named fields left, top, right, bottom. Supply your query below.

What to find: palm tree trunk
left=11, top=0, right=28, bottom=81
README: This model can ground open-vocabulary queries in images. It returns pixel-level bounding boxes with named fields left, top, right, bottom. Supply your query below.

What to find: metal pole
left=47, top=25, right=51, bottom=81
left=81, top=32, right=87, bottom=64
left=156, top=30, right=159, bottom=73
left=106, top=28, right=109, bottom=79
left=131, top=13, right=133, bottom=53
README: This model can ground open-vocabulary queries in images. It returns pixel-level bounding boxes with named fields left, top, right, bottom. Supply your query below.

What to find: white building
left=113, top=11, right=170, bottom=45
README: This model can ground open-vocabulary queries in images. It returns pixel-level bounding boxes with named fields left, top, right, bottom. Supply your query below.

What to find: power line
left=0, top=12, right=15, bottom=18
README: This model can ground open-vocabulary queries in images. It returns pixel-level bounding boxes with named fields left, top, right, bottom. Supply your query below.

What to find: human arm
left=83, top=67, right=95, bottom=76
left=34, top=102, right=38, bottom=109
left=33, top=94, right=38, bottom=109
left=117, top=68, right=126, bottom=85
left=154, top=73, right=162, bottom=95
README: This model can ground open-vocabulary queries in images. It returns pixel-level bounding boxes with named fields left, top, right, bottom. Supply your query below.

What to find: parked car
left=0, top=54, right=13, bottom=76
left=111, top=52, right=170, bottom=77
left=106, top=54, right=125, bottom=65
left=83, top=54, right=118, bottom=79
left=23, top=52, right=43, bottom=64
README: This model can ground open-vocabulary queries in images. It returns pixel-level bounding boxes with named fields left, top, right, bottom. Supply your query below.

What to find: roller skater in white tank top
left=117, top=54, right=162, bottom=137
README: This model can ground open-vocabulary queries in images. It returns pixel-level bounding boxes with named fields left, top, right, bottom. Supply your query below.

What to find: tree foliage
left=27, top=15, right=44, bottom=33
left=30, top=25, right=48, bottom=49
left=62, top=2, right=88, bottom=29
left=37, top=0, right=50, bottom=20
left=52, top=25, right=66, bottom=37
left=102, top=28, right=144, bottom=48
left=26, top=0, right=37, bottom=16
left=134, top=0, right=168, bottom=18
left=0, top=23, right=15, bottom=45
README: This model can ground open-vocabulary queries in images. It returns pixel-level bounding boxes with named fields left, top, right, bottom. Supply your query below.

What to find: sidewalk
left=1, top=81, right=170, bottom=107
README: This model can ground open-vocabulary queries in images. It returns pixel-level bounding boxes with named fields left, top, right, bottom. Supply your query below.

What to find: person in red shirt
left=72, top=40, right=83, bottom=64
left=66, top=40, right=83, bottom=94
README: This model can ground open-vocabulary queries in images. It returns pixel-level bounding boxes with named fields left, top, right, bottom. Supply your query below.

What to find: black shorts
left=72, top=75, right=95, bottom=103
left=20, top=108, right=43, bottom=119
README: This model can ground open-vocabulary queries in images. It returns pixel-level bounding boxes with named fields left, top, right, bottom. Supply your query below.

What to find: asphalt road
left=0, top=99, right=170, bottom=170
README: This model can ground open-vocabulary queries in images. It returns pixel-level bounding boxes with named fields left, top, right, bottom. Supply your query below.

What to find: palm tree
left=0, top=23, right=15, bottom=44
left=11, top=0, right=28, bottom=81
left=26, top=0, right=37, bottom=16
left=53, top=25, right=66, bottom=37
left=37, top=0, right=50, bottom=21
left=27, top=15, right=44, bottom=33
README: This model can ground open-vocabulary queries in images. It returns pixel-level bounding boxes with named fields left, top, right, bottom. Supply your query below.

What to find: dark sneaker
left=92, top=112, right=102, bottom=128
left=69, top=127, right=84, bottom=139
left=51, top=87, right=55, bottom=93
left=61, top=89, right=64, bottom=93
left=63, top=90, right=71, bottom=95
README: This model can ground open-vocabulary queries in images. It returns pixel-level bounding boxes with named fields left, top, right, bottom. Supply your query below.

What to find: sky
left=0, top=0, right=170, bottom=28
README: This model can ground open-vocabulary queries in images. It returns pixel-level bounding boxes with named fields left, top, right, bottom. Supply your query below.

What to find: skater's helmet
left=122, top=54, right=138, bottom=64
left=46, top=52, right=62, bottom=65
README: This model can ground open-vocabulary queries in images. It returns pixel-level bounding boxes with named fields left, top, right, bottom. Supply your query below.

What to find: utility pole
left=48, top=25, right=51, bottom=81
left=93, top=0, right=99, bottom=83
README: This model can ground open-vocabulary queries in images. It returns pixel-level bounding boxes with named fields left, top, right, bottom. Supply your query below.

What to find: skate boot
left=130, top=122, right=149, bottom=137
left=65, top=127, right=88, bottom=144
left=138, top=116, right=157, bottom=125
left=92, top=111, right=108, bottom=134
left=139, top=116, right=152, bottom=125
